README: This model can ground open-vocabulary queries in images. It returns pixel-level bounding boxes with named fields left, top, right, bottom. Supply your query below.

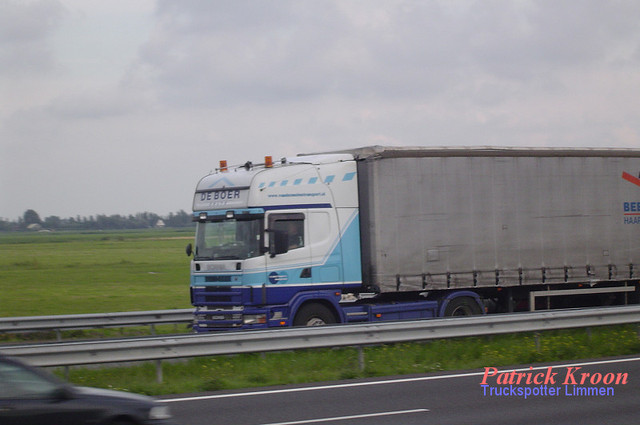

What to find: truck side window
left=270, top=214, right=304, bottom=250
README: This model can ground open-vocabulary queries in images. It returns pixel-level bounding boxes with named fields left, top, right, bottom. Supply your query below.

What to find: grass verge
left=0, top=229, right=193, bottom=316
left=56, top=324, right=640, bottom=396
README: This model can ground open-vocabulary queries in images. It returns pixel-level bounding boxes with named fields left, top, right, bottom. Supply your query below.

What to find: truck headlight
left=243, top=314, right=267, bottom=324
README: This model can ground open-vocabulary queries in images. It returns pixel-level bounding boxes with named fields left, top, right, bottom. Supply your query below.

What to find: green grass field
left=0, top=229, right=193, bottom=317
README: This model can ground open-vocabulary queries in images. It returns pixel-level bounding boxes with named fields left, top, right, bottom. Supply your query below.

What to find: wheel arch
left=437, top=290, right=484, bottom=317
left=289, top=293, right=343, bottom=325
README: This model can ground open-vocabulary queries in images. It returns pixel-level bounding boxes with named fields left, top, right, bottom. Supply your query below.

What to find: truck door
left=266, top=212, right=312, bottom=288
left=308, top=209, right=343, bottom=285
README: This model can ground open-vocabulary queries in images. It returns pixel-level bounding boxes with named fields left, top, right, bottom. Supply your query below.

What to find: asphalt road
left=162, top=356, right=640, bottom=425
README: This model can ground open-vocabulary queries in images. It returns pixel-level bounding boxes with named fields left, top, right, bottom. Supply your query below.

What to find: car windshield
left=194, top=218, right=263, bottom=260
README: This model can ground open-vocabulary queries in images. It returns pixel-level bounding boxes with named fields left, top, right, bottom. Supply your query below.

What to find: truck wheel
left=293, top=304, right=336, bottom=326
left=444, top=297, right=483, bottom=316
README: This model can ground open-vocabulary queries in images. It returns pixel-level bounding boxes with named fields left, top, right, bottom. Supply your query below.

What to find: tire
left=293, top=304, right=336, bottom=326
left=443, top=296, right=483, bottom=316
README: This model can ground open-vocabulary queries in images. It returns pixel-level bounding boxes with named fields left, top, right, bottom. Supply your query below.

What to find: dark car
left=0, top=354, right=175, bottom=425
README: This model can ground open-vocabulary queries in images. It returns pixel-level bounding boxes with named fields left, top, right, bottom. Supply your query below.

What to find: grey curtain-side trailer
left=348, top=146, right=640, bottom=313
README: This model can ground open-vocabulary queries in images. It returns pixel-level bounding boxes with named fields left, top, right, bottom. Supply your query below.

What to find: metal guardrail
left=0, top=309, right=193, bottom=333
left=2, top=305, right=640, bottom=369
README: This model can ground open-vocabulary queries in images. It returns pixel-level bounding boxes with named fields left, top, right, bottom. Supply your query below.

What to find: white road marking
left=162, top=356, right=640, bottom=403
left=258, top=408, right=429, bottom=425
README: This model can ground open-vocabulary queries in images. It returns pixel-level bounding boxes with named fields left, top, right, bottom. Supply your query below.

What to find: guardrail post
left=155, top=359, right=163, bottom=384
left=358, top=346, right=365, bottom=372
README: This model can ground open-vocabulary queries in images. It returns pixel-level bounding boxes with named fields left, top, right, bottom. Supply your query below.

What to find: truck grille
left=192, top=286, right=243, bottom=306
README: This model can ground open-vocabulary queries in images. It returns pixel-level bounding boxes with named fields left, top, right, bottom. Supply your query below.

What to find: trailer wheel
left=293, top=304, right=336, bottom=327
left=444, top=297, right=483, bottom=316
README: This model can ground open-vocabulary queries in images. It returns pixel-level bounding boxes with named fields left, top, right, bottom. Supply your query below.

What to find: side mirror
left=268, top=230, right=289, bottom=258
left=185, top=243, right=193, bottom=257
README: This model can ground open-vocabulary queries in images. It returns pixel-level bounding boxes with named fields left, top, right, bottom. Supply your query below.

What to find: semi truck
left=187, top=146, right=640, bottom=331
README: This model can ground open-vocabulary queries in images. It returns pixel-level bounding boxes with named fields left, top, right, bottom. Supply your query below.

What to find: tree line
left=0, top=209, right=194, bottom=232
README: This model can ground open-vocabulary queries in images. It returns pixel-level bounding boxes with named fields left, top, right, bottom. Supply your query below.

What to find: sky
left=1, top=0, right=640, bottom=221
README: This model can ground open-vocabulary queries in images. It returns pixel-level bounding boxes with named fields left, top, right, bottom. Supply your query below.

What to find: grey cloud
left=0, top=0, right=66, bottom=76
left=46, top=89, right=146, bottom=120
left=155, top=0, right=308, bottom=34
left=465, top=1, right=640, bottom=78
left=136, top=0, right=349, bottom=106
left=131, top=0, right=640, bottom=109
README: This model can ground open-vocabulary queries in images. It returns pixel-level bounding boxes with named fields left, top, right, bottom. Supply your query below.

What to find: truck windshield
left=194, top=218, right=263, bottom=260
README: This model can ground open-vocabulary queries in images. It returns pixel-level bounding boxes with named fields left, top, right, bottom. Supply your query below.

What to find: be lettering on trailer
left=623, top=202, right=640, bottom=212
left=623, top=202, right=640, bottom=224
left=622, top=172, right=640, bottom=224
